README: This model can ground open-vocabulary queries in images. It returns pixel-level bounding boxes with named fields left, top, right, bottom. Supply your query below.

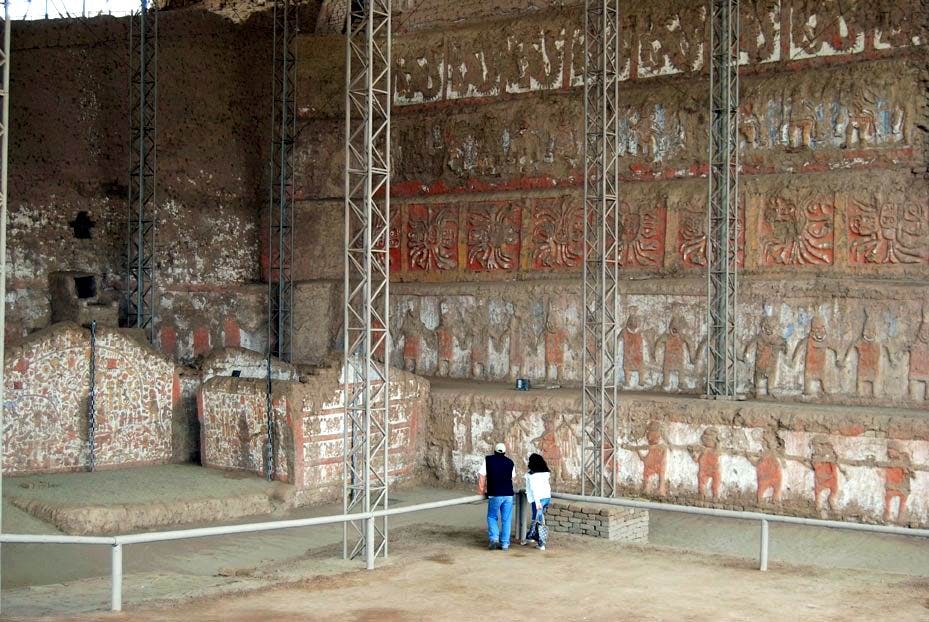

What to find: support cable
left=706, top=0, right=740, bottom=398
left=88, top=320, right=97, bottom=471
left=343, top=0, right=392, bottom=565
left=581, top=0, right=620, bottom=498
left=126, top=0, right=157, bottom=343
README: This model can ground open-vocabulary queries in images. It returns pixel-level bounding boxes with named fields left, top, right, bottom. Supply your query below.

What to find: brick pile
left=545, top=500, right=649, bottom=543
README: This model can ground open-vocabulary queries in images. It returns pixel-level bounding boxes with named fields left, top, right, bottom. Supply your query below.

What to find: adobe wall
left=429, top=382, right=929, bottom=526
left=291, top=0, right=929, bottom=409
left=7, top=10, right=271, bottom=362
left=2, top=323, right=181, bottom=475
left=199, top=365, right=428, bottom=505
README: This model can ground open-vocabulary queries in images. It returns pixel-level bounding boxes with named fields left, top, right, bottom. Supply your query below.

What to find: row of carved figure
left=395, top=0, right=920, bottom=103
left=626, top=423, right=924, bottom=525
left=392, top=86, right=912, bottom=184
left=393, top=299, right=929, bottom=402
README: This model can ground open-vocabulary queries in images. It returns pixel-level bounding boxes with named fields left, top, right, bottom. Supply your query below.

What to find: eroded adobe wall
left=199, top=366, right=428, bottom=505
left=431, top=385, right=929, bottom=526
left=7, top=10, right=271, bottom=362
left=2, top=323, right=181, bottom=474
left=293, top=0, right=929, bottom=408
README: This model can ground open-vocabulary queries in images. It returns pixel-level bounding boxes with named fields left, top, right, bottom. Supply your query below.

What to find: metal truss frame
left=265, top=0, right=298, bottom=482
left=581, top=0, right=620, bottom=498
left=0, top=1, right=10, bottom=613
left=268, top=0, right=296, bottom=364
left=706, top=0, right=740, bottom=398
left=342, top=0, right=391, bottom=567
left=127, top=0, right=157, bottom=342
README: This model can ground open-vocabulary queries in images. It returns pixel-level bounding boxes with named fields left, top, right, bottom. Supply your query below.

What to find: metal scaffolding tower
left=268, top=0, right=296, bottom=364
left=706, top=0, right=740, bottom=398
left=264, top=0, right=297, bottom=482
left=581, top=0, right=620, bottom=498
left=0, top=1, right=10, bottom=613
left=343, top=0, right=392, bottom=568
left=127, top=0, right=157, bottom=342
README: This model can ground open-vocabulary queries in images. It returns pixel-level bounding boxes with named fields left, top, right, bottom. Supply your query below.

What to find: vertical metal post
left=126, top=0, right=157, bottom=343
left=88, top=321, right=97, bottom=471
left=343, top=0, right=392, bottom=565
left=706, top=0, right=739, bottom=398
left=581, top=0, right=620, bottom=498
left=0, top=2, right=10, bottom=614
left=111, top=544, right=123, bottom=611
left=759, top=519, right=769, bottom=571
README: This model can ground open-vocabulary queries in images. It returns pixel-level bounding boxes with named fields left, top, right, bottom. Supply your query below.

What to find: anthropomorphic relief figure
left=882, top=443, right=914, bottom=524
left=791, top=314, right=841, bottom=396
left=435, top=299, right=463, bottom=377
left=743, top=311, right=788, bottom=398
left=653, top=311, right=697, bottom=392
left=810, top=436, right=844, bottom=515
left=633, top=421, right=668, bottom=496
left=907, top=309, right=929, bottom=401
left=543, top=302, right=566, bottom=386
left=688, top=427, right=721, bottom=499
left=840, top=310, right=897, bottom=398
left=399, top=304, right=425, bottom=374
left=620, top=307, right=647, bottom=389
left=748, top=429, right=784, bottom=504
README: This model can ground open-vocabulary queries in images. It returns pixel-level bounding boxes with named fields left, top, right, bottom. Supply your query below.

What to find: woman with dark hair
left=523, top=453, right=552, bottom=550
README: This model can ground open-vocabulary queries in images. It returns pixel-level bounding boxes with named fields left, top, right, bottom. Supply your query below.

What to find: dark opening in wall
left=69, top=211, right=96, bottom=239
left=74, top=275, right=97, bottom=300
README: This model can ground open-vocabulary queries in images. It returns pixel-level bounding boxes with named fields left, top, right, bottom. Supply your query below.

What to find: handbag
left=534, top=510, right=549, bottom=544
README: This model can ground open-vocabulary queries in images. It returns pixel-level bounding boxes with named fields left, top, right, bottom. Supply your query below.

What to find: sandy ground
left=3, top=472, right=929, bottom=619
left=39, top=525, right=929, bottom=622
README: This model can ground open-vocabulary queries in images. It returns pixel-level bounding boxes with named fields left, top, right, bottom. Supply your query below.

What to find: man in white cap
left=478, top=442, right=516, bottom=550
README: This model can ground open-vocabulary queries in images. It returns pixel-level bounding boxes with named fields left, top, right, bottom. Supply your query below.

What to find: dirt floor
left=44, top=525, right=929, bottom=622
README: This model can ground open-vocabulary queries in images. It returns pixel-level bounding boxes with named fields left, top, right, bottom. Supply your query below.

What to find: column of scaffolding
left=0, top=3, right=10, bottom=613
left=581, top=0, right=620, bottom=498
left=706, top=0, right=740, bottom=398
left=265, top=0, right=297, bottom=481
left=343, top=0, right=391, bottom=567
left=126, top=0, right=157, bottom=343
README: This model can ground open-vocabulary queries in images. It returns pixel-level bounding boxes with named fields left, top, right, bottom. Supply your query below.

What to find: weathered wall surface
left=8, top=11, right=271, bottom=362
left=292, top=0, right=929, bottom=409
left=430, top=383, right=929, bottom=526
left=199, top=366, right=428, bottom=504
left=2, top=323, right=180, bottom=474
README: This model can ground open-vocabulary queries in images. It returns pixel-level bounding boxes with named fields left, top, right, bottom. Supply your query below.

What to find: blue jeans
left=529, top=498, right=551, bottom=544
left=487, top=495, right=514, bottom=547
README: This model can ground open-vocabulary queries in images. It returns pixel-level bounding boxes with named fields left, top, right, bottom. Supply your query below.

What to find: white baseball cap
left=494, top=442, right=506, bottom=453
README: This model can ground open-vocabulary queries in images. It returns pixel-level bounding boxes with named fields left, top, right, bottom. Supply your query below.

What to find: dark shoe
left=488, top=541, right=499, bottom=550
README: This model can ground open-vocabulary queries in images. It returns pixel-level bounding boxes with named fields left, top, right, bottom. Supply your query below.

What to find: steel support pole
left=0, top=3, right=10, bottom=614
left=110, top=543, right=123, bottom=611
left=581, top=0, right=620, bottom=498
left=343, top=0, right=391, bottom=565
left=759, top=518, right=769, bottom=571
left=706, top=0, right=739, bottom=398
left=126, top=0, right=157, bottom=343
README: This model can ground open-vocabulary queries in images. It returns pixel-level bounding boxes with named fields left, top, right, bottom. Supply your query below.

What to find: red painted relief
left=618, top=201, right=666, bottom=268
left=407, top=204, right=458, bottom=272
left=760, top=196, right=834, bottom=266
left=848, top=198, right=929, bottom=265
left=677, top=200, right=745, bottom=269
left=789, top=0, right=865, bottom=55
left=531, top=196, right=583, bottom=270
left=466, top=202, right=521, bottom=272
